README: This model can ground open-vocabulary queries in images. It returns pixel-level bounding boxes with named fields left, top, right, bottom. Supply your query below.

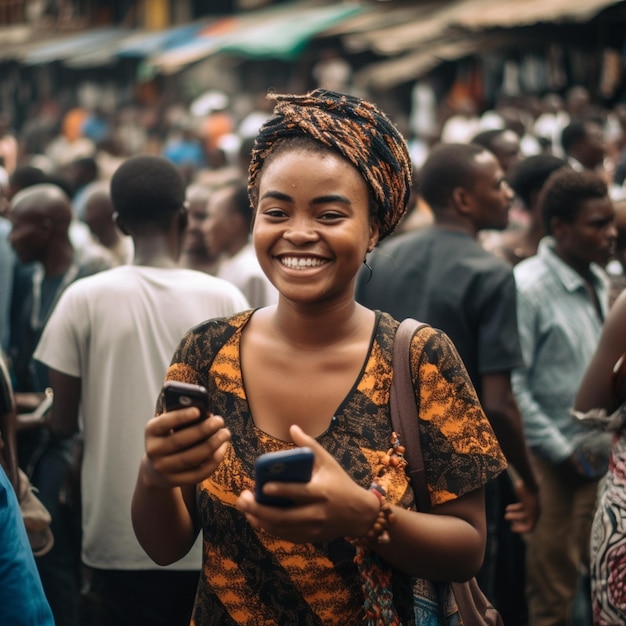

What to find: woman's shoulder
left=410, top=324, right=454, bottom=357
left=172, top=310, right=253, bottom=361
left=376, top=312, right=447, bottom=355
left=375, top=312, right=445, bottom=354
left=186, top=309, right=253, bottom=338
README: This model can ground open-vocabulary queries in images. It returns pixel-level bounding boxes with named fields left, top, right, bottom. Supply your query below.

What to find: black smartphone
left=162, top=381, right=210, bottom=430
left=254, top=447, right=314, bottom=507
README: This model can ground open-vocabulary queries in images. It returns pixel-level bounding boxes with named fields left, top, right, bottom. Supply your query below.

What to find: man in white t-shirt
left=34, top=155, right=249, bottom=626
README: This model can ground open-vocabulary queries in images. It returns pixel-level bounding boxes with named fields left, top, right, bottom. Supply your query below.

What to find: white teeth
left=280, top=256, right=325, bottom=269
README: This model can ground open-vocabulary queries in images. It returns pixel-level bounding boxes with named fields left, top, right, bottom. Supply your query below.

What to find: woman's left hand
left=236, top=424, right=378, bottom=543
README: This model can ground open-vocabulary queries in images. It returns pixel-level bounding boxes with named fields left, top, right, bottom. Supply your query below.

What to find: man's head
left=7, top=165, right=46, bottom=200
left=183, top=183, right=213, bottom=257
left=565, top=85, right=591, bottom=119
left=83, top=182, right=118, bottom=247
left=420, top=142, right=514, bottom=233
left=509, top=154, right=568, bottom=213
left=471, top=128, right=522, bottom=177
left=560, top=120, right=605, bottom=170
left=203, top=180, right=250, bottom=258
left=9, top=184, right=72, bottom=263
left=540, top=168, right=616, bottom=269
left=64, top=156, right=98, bottom=195
left=110, top=155, right=186, bottom=235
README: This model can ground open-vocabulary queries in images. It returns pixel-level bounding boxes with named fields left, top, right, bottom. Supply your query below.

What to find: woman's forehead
left=258, top=149, right=366, bottom=191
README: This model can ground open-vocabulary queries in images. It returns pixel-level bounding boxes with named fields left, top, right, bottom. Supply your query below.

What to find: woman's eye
left=319, top=212, right=343, bottom=221
left=264, top=209, right=287, bottom=218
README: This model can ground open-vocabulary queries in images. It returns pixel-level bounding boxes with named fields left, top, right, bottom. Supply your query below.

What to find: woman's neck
left=268, top=298, right=373, bottom=350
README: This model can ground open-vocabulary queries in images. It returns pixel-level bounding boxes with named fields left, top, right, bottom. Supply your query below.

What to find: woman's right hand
left=140, top=407, right=231, bottom=489
left=236, top=424, right=380, bottom=544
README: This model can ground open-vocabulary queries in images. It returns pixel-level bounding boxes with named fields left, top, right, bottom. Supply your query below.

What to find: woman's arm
left=377, top=487, right=485, bottom=581
left=131, top=408, right=231, bottom=565
left=131, top=459, right=200, bottom=566
left=575, top=289, right=626, bottom=413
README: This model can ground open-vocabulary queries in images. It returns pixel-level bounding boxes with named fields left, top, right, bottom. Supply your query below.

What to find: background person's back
left=35, top=264, right=248, bottom=571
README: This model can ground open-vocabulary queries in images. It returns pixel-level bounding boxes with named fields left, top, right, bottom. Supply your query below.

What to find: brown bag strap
left=390, top=318, right=430, bottom=512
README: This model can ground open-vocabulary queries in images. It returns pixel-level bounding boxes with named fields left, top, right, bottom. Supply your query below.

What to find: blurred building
left=1, top=0, right=626, bottom=142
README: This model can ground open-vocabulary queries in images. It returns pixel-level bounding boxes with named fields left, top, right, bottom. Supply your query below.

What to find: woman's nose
left=284, top=217, right=319, bottom=243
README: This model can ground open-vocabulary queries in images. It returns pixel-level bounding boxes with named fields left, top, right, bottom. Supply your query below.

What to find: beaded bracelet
left=347, top=487, right=396, bottom=549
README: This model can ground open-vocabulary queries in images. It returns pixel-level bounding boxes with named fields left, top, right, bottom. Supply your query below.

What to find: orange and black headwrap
left=248, top=89, right=412, bottom=241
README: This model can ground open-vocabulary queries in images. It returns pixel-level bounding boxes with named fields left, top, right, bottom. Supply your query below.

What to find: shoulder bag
left=391, top=318, right=504, bottom=626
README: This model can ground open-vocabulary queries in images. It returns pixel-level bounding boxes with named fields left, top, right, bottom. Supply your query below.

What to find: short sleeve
left=33, top=285, right=87, bottom=378
left=157, top=312, right=249, bottom=415
left=411, top=326, right=507, bottom=506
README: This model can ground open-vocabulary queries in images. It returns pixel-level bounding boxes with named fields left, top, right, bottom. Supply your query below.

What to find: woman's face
left=253, top=147, right=379, bottom=305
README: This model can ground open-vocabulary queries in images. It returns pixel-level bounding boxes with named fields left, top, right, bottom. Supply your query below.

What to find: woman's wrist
left=139, top=454, right=170, bottom=490
left=346, top=487, right=395, bottom=548
left=354, top=488, right=382, bottom=537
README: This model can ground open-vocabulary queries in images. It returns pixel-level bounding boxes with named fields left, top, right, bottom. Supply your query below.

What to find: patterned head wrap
left=248, top=89, right=412, bottom=241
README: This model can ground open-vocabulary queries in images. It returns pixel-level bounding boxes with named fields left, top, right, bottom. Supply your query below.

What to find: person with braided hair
left=131, top=89, right=506, bottom=625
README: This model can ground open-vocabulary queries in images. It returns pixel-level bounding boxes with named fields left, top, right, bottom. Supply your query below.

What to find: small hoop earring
left=362, top=259, right=373, bottom=284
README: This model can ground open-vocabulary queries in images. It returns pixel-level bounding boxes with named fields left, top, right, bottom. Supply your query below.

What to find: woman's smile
left=277, top=255, right=329, bottom=270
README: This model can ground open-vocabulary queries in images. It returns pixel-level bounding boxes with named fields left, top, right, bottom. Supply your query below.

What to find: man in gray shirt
left=512, top=167, right=616, bottom=626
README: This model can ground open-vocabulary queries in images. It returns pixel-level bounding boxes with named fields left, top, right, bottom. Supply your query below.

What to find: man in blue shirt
left=512, top=167, right=617, bottom=626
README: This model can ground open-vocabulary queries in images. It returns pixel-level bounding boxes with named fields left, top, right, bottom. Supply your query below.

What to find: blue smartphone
left=254, top=447, right=314, bottom=507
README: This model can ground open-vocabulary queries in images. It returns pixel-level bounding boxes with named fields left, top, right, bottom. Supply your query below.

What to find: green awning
left=216, top=3, right=366, bottom=60
left=148, top=2, right=367, bottom=74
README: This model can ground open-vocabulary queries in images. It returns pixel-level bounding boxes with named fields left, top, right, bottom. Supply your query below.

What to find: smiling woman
left=131, top=89, right=507, bottom=626
left=248, top=90, right=412, bottom=242
left=252, top=142, right=375, bottom=305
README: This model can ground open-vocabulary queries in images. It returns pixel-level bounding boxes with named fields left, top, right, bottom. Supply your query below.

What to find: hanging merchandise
left=547, top=45, right=568, bottom=92
left=501, top=60, right=521, bottom=97
left=600, top=48, right=623, bottom=100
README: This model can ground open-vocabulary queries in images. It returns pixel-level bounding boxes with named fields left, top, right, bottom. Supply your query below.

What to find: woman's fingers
left=289, top=424, right=336, bottom=470
left=147, top=413, right=226, bottom=454
left=169, top=439, right=232, bottom=485
left=147, top=408, right=217, bottom=437
left=144, top=412, right=231, bottom=486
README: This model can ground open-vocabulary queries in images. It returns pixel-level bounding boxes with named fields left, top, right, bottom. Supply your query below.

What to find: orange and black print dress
left=160, top=310, right=506, bottom=625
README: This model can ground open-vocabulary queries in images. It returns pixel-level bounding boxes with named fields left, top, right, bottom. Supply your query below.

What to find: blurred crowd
left=2, top=80, right=626, bottom=246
